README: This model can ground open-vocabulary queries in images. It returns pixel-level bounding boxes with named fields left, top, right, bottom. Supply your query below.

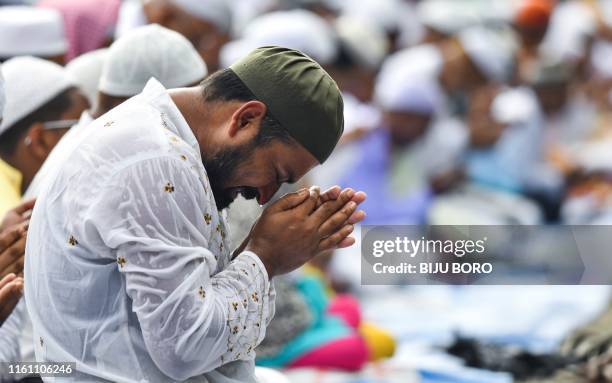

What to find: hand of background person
left=0, top=199, right=35, bottom=232
left=0, top=273, right=23, bottom=326
left=246, top=186, right=366, bottom=278
left=0, top=225, right=27, bottom=279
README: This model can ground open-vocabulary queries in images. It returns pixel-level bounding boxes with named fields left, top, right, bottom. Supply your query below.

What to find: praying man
left=24, top=46, right=366, bottom=382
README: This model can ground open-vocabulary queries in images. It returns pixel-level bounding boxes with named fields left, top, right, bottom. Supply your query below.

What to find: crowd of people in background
left=2, top=0, right=612, bottom=381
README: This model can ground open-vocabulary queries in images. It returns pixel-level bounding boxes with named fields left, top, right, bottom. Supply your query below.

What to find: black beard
left=202, top=142, right=256, bottom=211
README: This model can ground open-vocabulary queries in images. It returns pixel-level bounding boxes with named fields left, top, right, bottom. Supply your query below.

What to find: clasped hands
left=244, top=186, right=366, bottom=278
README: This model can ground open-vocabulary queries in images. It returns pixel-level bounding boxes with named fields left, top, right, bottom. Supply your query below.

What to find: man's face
left=384, top=110, right=432, bottom=147
left=203, top=138, right=318, bottom=210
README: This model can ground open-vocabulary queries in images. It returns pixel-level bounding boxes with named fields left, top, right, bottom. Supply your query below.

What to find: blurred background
left=4, top=0, right=612, bottom=381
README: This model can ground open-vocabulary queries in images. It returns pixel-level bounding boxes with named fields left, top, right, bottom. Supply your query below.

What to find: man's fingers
left=14, top=199, right=36, bottom=214
left=310, top=188, right=354, bottom=224
left=336, top=236, right=356, bottom=249
left=1, top=254, right=25, bottom=279
left=293, top=186, right=320, bottom=215
left=347, top=210, right=366, bottom=225
left=351, top=191, right=367, bottom=205
left=266, top=188, right=310, bottom=212
left=318, top=201, right=357, bottom=238
left=316, top=185, right=341, bottom=208
left=0, top=227, right=22, bottom=254
left=0, top=232, right=26, bottom=274
left=0, top=273, right=16, bottom=290
left=0, top=278, right=23, bottom=325
left=318, top=224, right=354, bottom=251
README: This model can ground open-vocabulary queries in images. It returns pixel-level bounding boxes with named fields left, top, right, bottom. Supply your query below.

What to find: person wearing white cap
left=334, top=61, right=465, bottom=224
left=378, top=25, right=517, bottom=121
left=115, top=0, right=232, bottom=71
left=0, top=68, right=31, bottom=371
left=24, top=24, right=207, bottom=199
left=93, top=24, right=207, bottom=119
left=219, top=9, right=338, bottom=69
left=0, top=57, right=88, bottom=217
left=0, top=6, right=68, bottom=64
left=329, top=14, right=388, bottom=108
left=65, top=48, right=109, bottom=109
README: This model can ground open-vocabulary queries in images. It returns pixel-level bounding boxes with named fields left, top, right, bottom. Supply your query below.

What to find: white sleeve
left=0, top=298, right=24, bottom=364
left=88, top=156, right=274, bottom=381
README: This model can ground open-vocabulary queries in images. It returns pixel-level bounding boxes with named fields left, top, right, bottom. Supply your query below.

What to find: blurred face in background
left=468, top=85, right=505, bottom=148
left=439, top=39, right=487, bottom=93
left=534, top=81, right=569, bottom=116
left=383, top=110, right=432, bottom=147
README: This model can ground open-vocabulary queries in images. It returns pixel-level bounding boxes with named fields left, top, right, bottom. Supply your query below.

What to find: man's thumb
left=268, top=188, right=310, bottom=212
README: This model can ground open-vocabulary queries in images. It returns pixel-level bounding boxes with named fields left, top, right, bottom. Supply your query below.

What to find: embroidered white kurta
left=24, top=79, right=275, bottom=383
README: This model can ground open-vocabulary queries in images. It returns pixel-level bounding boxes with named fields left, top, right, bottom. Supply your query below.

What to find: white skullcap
left=458, top=26, right=517, bottom=82
left=375, top=50, right=441, bottom=115
left=99, top=24, right=207, bottom=97
left=66, top=49, right=108, bottom=107
left=170, top=0, right=232, bottom=32
left=375, top=77, right=440, bottom=115
left=417, top=0, right=478, bottom=35
left=0, top=56, right=75, bottom=135
left=0, top=70, right=4, bottom=122
left=341, top=0, right=402, bottom=33
left=0, top=6, right=67, bottom=58
left=490, top=87, right=538, bottom=126
left=334, top=15, right=388, bottom=69
left=220, top=10, right=337, bottom=68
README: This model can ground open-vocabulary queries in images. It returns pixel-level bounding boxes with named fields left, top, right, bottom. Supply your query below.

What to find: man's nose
left=257, top=183, right=280, bottom=205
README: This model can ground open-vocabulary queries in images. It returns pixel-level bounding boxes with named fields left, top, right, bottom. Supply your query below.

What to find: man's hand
left=0, top=199, right=35, bottom=232
left=0, top=225, right=27, bottom=279
left=317, top=185, right=366, bottom=226
left=0, top=273, right=23, bottom=326
left=246, top=186, right=365, bottom=278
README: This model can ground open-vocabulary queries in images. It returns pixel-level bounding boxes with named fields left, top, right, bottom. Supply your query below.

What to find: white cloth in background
left=24, top=79, right=275, bottom=382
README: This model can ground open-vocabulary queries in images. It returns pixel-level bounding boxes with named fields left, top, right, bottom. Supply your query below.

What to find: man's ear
left=228, top=101, right=267, bottom=138
left=24, top=123, right=51, bottom=161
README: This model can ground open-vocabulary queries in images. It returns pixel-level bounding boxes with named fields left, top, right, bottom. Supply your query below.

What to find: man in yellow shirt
left=0, top=56, right=88, bottom=217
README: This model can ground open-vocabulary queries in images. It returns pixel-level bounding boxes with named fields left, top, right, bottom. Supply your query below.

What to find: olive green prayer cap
left=230, top=46, right=344, bottom=163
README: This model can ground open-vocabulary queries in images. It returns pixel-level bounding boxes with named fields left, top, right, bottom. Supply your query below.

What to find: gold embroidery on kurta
left=164, top=182, right=175, bottom=193
left=117, top=256, right=127, bottom=268
left=68, top=235, right=78, bottom=246
left=198, top=286, right=206, bottom=299
left=204, top=213, right=212, bottom=224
